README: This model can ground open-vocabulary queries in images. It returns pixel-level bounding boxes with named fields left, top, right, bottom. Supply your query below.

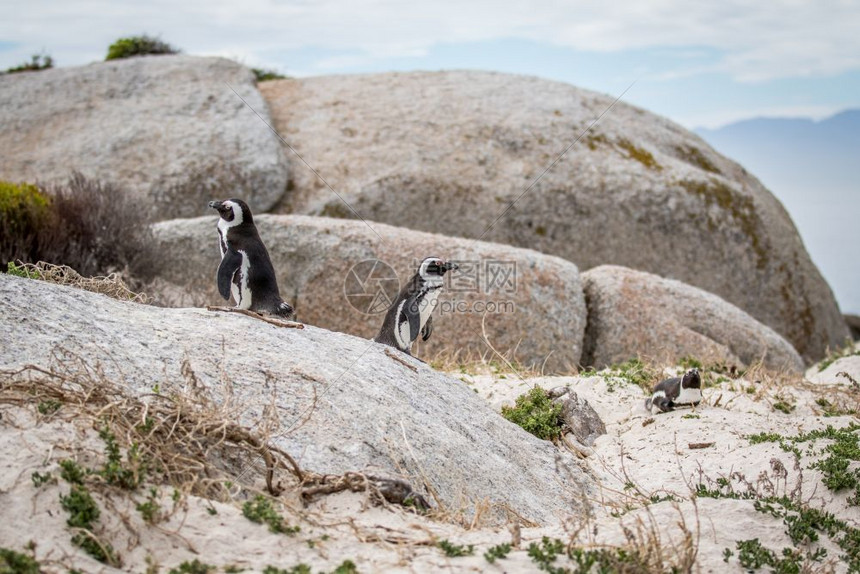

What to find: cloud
left=1, top=0, right=860, bottom=82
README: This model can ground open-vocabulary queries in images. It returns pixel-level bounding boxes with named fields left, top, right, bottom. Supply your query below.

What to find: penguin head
left=681, top=368, right=701, bottom=389
left=418, top=257, right=458, bottom=283
left=208, top=199, right=254, bottom=228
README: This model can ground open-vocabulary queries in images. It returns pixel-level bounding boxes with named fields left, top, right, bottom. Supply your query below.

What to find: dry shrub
left=0, top=352, right=427, bottom=510
left=10, top=261, right=151, bottom=303
left=1, top=173, right=159, bottom=287
left=0, top=353, right=291, bottom=501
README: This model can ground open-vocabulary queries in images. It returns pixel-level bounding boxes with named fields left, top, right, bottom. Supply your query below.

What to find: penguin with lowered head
left=375, top=256, right=458, bottom=355
left=645, top=368, right=702, bottom=413
left=208, top=198, right=294, bottom=317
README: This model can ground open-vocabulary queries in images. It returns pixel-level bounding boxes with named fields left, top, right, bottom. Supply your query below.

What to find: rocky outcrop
left=581, top=265, right=805, bottom=372
left=845, top=314, right=860, bottom=340
left=0, top=273, right=592, bottom=525
left=259, top=71, right=847, bottom=361
left=0, top=55, right=287, bottom=217
left=559, top=391, right=606, bottom=446
left=149, top=214, right=587, bottom=372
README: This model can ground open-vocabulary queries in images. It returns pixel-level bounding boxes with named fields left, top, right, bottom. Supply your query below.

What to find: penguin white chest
left=418, top=289, right=441, bottom=329
left=676, top=386, right=702, bottom=405
left=231, top=250, right=253, bottom=309
left=394, top=288, right=441, bottom=350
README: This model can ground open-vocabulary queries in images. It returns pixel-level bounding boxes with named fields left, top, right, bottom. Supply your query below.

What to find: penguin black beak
left=208, top=200, right=223, bottom=210
left=443, top=261, right=459, bottom=272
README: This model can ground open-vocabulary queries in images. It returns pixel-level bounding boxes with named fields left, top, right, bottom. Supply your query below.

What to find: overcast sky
left=2, top=1, right=858, bottom=313
left=2, top=0, right=860, bottom=128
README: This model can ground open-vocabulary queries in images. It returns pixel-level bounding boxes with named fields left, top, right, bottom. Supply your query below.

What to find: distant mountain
left=696, top=110, right=860, bottom=315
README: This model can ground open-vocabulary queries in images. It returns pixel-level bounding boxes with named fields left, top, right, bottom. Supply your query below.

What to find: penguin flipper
left=217, top=250, right=243, bottom=300
left=397, top=296, right=423, bottom=345
left=420, top=316, right=433, bottom=342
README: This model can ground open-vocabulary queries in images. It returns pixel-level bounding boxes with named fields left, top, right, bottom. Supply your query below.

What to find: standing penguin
left=374, top=256, right=458, bottom=355
left=645, top=368, right=702, bottom=413
left=208, top=199, right=294, bottom=317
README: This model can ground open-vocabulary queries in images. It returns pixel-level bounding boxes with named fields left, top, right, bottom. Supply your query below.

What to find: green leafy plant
left=136, top=487, right=162, bottom=524
left=0, top=547, right=41, bottom=574
left=4, top=53, right=53, bottom=74
left=6, top=261, right=39, bottom=278
left=37, top=399, right=61, bottom=415
left=816, top=397, right=856, bottom=417
left=59, top=485, right=118, bottom=564
left=484, top=542, right=512, bottom=563
left=748, top=423, right=860, bottom=503
left=818, top=342, right=860, bottom=372
left=262, top=566, right=311, bottom=574
left=772, top=396, right=796, bottom=414
left=729, top=539, right=814, bottom=573
left=59, top=459, right=87, bottom=485
left=168, top=559, right=215, bottom=574
left=678, top=356, right=703, bottom=370
left=527, top=537, right=566, bottom=571
left=0, top=181, right=52, bottom=264
left=60, top=486, right=100, bottom=531
left=251, top=68, right=287, bottom=82
left=99, top=426, right=146, bottom=489
left=331, top=560, right=359, bottom=574
left=603, top=358, right=657, bottom=393
left=106, top=35, right=179, bottom=60
left=31, top=471, right=54, bottom=488
left=735, top=539, right=775, bottom=570
left=501, top=387, right=563, bottom=440
left=242, top=495, right=300, bottom=535
left=438, top=539, right=474, bottom=557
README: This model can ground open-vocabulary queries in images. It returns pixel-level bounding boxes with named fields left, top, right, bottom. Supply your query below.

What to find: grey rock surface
left=259, top=71, right=847, bottom=361
left=560, top=392, right=606, bottom=446
left=0, top=273, right=591, bottom=525
left=845, top=314, right=860, bottom=341
left=149, top=214, right=587, bottom=372
left=581, top=265, right=805, bottom=373
left=0, top=55, right=287, bottom=217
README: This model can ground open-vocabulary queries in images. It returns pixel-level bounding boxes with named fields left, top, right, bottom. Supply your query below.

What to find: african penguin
left=374, top=256, right=458, bottom=355
left=645, top=368, right=702, bottom=413
left=208, top=199, right=293, bottom=317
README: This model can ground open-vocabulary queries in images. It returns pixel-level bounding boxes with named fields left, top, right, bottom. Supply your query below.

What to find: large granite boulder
left=0, top=273, right=592, bottom=525
left=845, top=314, right=860, bottom=341
left=259, top=71, right=847, bottom=362
left=149, top=214, right=587, bottom=372
left=581, top=265, right=805, bottom=372
left=0, top=55, right=287, bottom=217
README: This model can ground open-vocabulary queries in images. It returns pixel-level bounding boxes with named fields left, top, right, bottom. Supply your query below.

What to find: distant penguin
left=208, top=199, right=293, bottom=317
left=645, top=368, right=702, bottom=413
left=374, top=256, right=458, bottom=354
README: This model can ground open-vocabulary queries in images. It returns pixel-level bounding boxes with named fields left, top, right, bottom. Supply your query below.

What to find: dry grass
left=11, top=261, right=152, bottom=304
left=0, top=351, right=429, bottom=510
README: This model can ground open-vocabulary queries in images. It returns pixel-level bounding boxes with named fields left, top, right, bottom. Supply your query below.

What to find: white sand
left=1, top=357, right=858, bottom=573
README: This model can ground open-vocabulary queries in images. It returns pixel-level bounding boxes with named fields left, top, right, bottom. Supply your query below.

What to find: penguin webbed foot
left=206, top=306, right=304, bottom=329
left=273, top=301, right=295, bottom=318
